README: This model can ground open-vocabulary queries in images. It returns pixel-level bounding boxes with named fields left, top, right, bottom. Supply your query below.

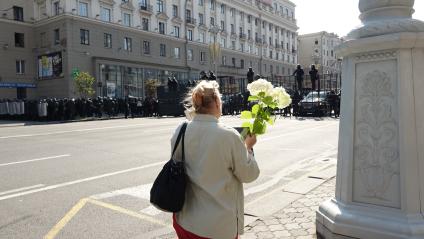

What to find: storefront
left=98, top=63, right=189, bottom=99
left=0, top=82, right=37, bottom=99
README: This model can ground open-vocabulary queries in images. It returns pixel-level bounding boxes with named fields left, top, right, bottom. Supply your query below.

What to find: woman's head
left=184, top=80, right=222, bottom=119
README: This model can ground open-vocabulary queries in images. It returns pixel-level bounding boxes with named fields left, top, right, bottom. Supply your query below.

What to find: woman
left=171, top=80, right=260, bottom=239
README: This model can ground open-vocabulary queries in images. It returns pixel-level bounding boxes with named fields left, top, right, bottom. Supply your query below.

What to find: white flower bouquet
left=240, top=79, right=292, bottom=135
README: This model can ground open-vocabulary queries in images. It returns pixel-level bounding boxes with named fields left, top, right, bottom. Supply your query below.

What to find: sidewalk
left=241, top=177, right=336, bottom=239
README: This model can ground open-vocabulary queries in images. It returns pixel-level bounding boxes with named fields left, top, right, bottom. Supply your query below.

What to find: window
left=269, top=23, right=272, bottom=31
left=174, top=26, right=180, bottom=38
left=210, top=17, right=214, bottom=26
left=231, top=41, right=235, bottom=50
left=220, top=38, right=226, bottom=48
left=172, top=5, right=178, bottom=17
left=262, top=21, right=265, bottom=29
left=186, top=9, right=192, bottom=21
left=160, top=44, right=166, bottom=56
left=187, top=29, right=193, bottom=41
left=232, top=57, right=236, bottom=67
left=230, top=8, right=234, bottom=17
left=187, top=49, right=193, bottom=61
left=247, top=15, right=251, bottom=23
left=198, top=0, right=204, bottom=6
left=143, top=41, right=150, bottom=54
left=159, top=22, right=165, bottom=34
left=269, top=51, right=273, bottom=59
left=240, top=43, right=244, bottom=52
left=157, top=0, right=164, bottom=13
left=199, top=13, right=204, bottom=25
left=276, top=52, right=279, bottom=60
left=220, top=21, right=225, bottom=31
left=104, top=33, right=112, bottom=48
left=16, top=60, right=25, bottom=74
left=54, top=29, right=60, bottom=45
left=200, top=52, right=206, bottom=62
left=240, top=59, right=244, bottom=69
left=142, top=18, right=149, bottom=30
left=14, top=33, right=24, bottom=48
left=230, top=24, right=234, bottom=34
left=255, top=18, right=258, bottom=26
left=174, top=47, right=180, bottom=58
left=124, top=37, right=132, bottom=51
left=140, top=0, right=147, bottom=8
left=210, top=0, right=215, bottom=10
left=101, top=7, right=111, bottom=22
left=79, top=2, right=88, bottom=17
left=222, top=56, right=226, bottom=65
left=199, top=32, right=205, bottom=43
left=240, top=12, right=244, bottom=21
left=331, top=50, right=334, bottom=57
left=220, top=4, right=225, bottom=14
left=53, top=2, right=60, bottom=16
left=123, top=13, right=131, bottom=26
left=80, top=29, right=89, bottom=45
left=13, top=6, right=24, bottom=21
left=270, top=65, right=273, bottom=74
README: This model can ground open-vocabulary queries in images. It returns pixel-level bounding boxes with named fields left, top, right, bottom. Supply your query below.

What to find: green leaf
left=267, top=117, right=275, bottom=125
left=248, top=95, right=259, bottom=101
left=252, top=119, right=267, bottom=135
left=242, top=121, right=253, bottom=133
left=240, top=111, right=253, bottom=119
left=252, top=104, right=260, bottom=115
left=263, top=96, right=274, bottom=106
left=258, top=92, right=266, bottom=98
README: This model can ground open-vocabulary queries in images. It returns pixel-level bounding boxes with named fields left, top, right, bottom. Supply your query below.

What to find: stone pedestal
left=316, top=1, right=424, bottom=238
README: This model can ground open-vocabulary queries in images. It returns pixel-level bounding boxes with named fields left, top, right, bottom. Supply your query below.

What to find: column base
left=316, top=199, right=424, bottom=239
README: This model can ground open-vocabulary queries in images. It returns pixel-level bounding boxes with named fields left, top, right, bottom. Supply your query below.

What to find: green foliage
left=74, top=71, right=95, bottom=98
left=242, top=92, right=278, bottom=135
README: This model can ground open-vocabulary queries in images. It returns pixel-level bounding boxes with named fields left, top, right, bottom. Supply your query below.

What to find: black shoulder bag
left=150, top=122, right=188, bottom=213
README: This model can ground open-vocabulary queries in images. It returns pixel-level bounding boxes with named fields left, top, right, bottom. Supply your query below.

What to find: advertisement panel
left=38, top=52, right=63, bottom=79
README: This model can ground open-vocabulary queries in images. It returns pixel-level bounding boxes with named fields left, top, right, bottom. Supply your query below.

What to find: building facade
left=0, top=0, right=298, bottom=99
left=298, top=31, right=342, bottom=75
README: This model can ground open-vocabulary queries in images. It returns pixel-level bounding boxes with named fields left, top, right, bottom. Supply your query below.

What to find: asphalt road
left=0, top=116, right=339, bottom=239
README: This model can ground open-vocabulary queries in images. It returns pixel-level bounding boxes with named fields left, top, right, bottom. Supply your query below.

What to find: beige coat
left=172, top=114, right=260, bottom=239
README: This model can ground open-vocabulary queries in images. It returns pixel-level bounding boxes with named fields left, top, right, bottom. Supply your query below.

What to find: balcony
left=139, top=4, right=153, bottom=14
left=255, top=37, right=262, bottom=44
left=186, top=17, right=197, bottom=26
left=230, top=31, right=237, bottom=39
left=239, top=33, right=246, bottom=40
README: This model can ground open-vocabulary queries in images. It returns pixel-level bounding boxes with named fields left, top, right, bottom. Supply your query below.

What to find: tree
left=145, top=79, right=159, bottom=97
left=74, top=71, right=95, bottom=98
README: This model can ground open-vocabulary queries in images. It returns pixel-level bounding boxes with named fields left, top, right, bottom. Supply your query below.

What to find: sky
left=291, top=0, right=424, bottom=37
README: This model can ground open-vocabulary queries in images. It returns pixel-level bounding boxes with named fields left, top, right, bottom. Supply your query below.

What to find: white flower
left=271, top=87, right=292, bottom=109
left=247, top=79, right=274, bottom=96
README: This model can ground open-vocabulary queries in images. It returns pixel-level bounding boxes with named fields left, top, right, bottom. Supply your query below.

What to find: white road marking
left=0, top=184, right=45, bottom=196
left=0, top=161, right=165, bottom=201
left=0, top=154, right=71, bottom=167
left=0, top=122, right=179, bottom=139
left=140, top=205, right=162, bottom=216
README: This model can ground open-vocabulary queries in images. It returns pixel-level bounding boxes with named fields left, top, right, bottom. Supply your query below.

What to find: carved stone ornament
left=347, top=0, right=424, bottom=39
left=120, top=0, right=134, bottom=11
left=100, top=0, right=115, bottom=6
left=354, top=69, right=400, bottom=206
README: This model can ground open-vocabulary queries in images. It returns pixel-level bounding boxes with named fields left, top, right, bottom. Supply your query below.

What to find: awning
left=0, top=82, right=36, bottom=88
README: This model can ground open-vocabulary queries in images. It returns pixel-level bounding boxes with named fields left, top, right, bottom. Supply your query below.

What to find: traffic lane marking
left=44, top=198, right=89, bottom=239
left=0, top=184, right=45, bottom=196
left=260, top=123, right=337, bottom=142
left=44, top=198, right=171, bottom=239
left=0, top=154, right=71, bottom=167
left=0, top=161, right=165, bottom=201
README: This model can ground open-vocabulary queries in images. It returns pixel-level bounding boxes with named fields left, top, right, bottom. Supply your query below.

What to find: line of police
left=0, top=97, right=160, bottom=121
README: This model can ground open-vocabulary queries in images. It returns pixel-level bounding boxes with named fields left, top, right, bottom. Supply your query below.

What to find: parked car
left=297, top=91, right=331, bottom=117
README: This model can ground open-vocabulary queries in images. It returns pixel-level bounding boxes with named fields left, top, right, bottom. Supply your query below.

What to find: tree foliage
left=74, top=71, right=96, bottom=98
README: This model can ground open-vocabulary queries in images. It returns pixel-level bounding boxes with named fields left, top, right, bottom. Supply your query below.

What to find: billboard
left=38, top=52, right=63, bottom=79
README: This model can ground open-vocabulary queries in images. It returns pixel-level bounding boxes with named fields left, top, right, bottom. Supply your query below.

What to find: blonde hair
left=184, top=80, right=221, bottom=120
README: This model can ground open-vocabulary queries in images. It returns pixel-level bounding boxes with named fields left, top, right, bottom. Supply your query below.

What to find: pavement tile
left=244, top=178, right=335, bottom=238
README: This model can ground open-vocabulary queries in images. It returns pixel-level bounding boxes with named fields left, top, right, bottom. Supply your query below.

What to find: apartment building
left=298, top=31, right=343, bottom=75
left=0, top=0, right=298, bottom=99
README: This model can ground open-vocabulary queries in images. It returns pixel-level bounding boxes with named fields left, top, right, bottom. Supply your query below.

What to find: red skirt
left=172, top=214, right=238, bottom=239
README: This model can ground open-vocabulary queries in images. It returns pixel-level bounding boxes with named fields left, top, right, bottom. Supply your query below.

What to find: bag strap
left=171, top=122, right=188, bottom=160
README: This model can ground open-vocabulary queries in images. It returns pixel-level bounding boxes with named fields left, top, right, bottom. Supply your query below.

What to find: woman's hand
left=244, top=134, right=257, bottom=152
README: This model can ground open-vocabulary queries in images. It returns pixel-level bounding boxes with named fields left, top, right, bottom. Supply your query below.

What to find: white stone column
left=316, top=0, right=424, bottom=238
